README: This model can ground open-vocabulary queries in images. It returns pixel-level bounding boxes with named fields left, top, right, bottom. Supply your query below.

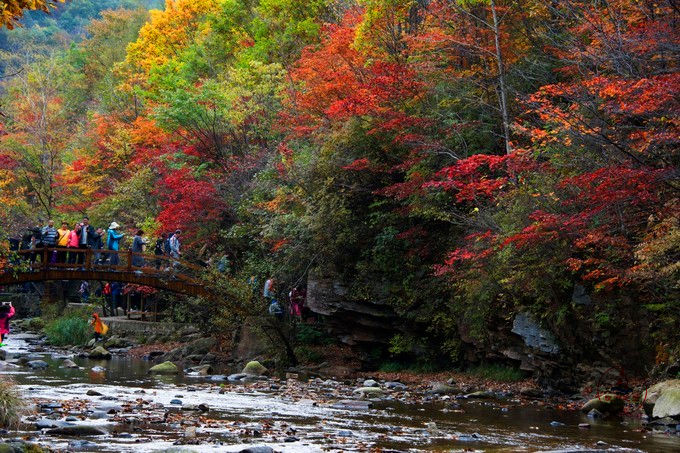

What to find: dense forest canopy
left=0, top=0, right=678, bottom=371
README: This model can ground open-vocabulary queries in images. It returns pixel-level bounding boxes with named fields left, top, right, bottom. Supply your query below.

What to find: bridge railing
left=8, top=248, right=205, bottom=282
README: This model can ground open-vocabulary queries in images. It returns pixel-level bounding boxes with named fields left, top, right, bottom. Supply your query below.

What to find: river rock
left=520, top=386, right=543, bottom=398
left=88, top=346, right=112, bottom=359
left=643, top=379, right=680, bottom=418
left=652, top=388, right=680, bottom=419
left=0, top=362, right=20, bottom=370
left=162, top=337, right=216, bottom=362
left=91, top=366, right=106, bottom=372
left=228, top=373, right=248, bottom=382
left=104, top=336, right=128, bottom=349
left=35, top=419, right=73, bottom=429
left=385, top=381, right=407, bottom=390
left=26, top=360, right=48, bottom=369
left=465, top=390, right=494, bottom=399
left=587, top=409, right=604, bottom=419
left=61, top=359, right=78, bottom=368
left=67, top=440, right=98, bottom=451
left=0, top=349, right=6, bottom=361
left=242, top=360, right=267, bottom=376
left=428, top=382, right=459, bottom=395
left=181, top=403, right=209, bottom=412
left=580, top=394, right=624, bottom=416
left=362, top=379, right=379, bottom=388
left=86, top=389, right=102, bottom=396
left=332, top=399, right=373, bottom=410
left=352, top=387, right=385, bottom=397
left=239, top=447, right=274, bottom=453
left=149, top=361, right=181, bottom=375
left=170, top=399, right=182, bottom=405
left=46, top=425, right=107, bottom=436
left=186, top=364, right=212, bottom=375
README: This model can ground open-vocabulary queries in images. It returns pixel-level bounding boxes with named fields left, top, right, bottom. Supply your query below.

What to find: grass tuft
left=0, top=379, right=24, bottom=430
left=43, top=315, right=91, bottom=346
left=467, top=363, right=525, bottom=382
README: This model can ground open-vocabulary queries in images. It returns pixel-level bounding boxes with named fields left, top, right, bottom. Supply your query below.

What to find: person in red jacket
left=0, top=302, right=16, bottom=346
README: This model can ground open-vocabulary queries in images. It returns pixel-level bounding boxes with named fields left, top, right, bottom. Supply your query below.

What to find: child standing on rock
left=0, top=302, right=16, bottom=346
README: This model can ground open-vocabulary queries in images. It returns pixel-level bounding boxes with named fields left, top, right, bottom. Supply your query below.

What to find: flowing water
left=2, top=333, right=679, bottom=452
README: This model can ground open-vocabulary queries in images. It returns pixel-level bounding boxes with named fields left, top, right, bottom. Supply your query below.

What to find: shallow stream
left=2, top=333, right=679, bottom=452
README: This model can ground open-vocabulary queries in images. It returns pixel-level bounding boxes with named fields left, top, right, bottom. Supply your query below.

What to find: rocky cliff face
left=306, top=273, right=397, bottom=347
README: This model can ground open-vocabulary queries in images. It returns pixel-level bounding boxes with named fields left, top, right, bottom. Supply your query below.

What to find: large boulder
left=242, top=360, right=267, bottom=376
left=149, top=361, right=181, bottom=375
left=88, top=346, right=112, bottom=359
left=511, top=312, right=560, bottom=354
left=162, top=337, right=216, bottom=362
left=580, top=394, right=625, bottom=416
left=644, top=380, right=680, bottom=419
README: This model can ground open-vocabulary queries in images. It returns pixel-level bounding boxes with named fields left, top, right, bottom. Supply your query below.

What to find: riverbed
left=1, top=333, right=679, bottom=452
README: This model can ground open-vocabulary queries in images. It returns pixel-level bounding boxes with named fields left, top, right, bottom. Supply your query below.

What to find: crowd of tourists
left=9, top=217, right=182, bottom=269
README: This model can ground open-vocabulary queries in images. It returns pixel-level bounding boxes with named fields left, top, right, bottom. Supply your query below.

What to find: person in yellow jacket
left=91, top=313, right=108, bottom=342
left=56, top=221, right=70, bottom=263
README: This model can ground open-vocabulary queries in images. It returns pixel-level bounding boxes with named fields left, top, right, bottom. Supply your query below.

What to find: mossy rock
left=652, top=387, right=680, bottom=419
left=149, top=361, right=181, bottom=375
left=241, top=360, right=267, bottom=376
left=27, top=318, right=45, bottom=331
left=88, top=346, right=111, bottom=359
left=581, top=394, right=624, bottom=415
left=427, top=383, right=460, bottom=395
left=643, top=379, right=680, bottom=417
left=352, top=387, right=385, bottom=397
left=104, top=336, right=128, bottom=349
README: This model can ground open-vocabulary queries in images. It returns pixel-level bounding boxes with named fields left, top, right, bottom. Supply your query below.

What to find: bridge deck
left=0, top=248, right=208, bottom=297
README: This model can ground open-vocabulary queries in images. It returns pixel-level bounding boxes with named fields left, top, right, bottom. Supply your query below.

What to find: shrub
left=0, top=379, right=24, bottom=430
left=43, top=315, right=91, bottom=346
left=296, top=324, right=331, bottom=345
left=294, top=346, right=324, bottom=364
left=467, top=363, right=524, bottom=382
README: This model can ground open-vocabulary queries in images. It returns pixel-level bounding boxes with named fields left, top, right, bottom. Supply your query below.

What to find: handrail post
left=85, top=249, right=92, bottom=270
left=43, top=247, right=48, bottom=271
left=127, top=250, right=132, bottom=271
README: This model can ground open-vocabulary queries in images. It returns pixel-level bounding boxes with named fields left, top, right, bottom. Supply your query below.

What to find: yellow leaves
left=0, top=0, right=64, bottom=30
left=120, top=0, right=220, bottom=84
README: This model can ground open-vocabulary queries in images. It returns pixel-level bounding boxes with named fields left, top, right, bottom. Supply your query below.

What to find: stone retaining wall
left=100, top=317, right=188, bottom=336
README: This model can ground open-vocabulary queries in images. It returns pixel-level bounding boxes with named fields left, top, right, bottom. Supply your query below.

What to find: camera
left=1, top=302, right=10, bottom=306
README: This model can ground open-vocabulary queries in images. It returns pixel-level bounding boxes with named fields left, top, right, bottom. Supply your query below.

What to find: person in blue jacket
left=107, top=222, right=125, bottom=266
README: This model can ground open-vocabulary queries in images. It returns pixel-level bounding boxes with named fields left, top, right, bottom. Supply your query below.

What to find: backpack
left=164, top=234, right=173, bottom=254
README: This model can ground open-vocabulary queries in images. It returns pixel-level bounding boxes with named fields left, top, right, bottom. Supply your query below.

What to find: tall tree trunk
left=490, top=0, right=512, bottom=154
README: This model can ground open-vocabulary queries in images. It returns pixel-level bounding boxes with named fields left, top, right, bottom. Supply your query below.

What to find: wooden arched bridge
left=0, top=248, right=209, bottom=297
